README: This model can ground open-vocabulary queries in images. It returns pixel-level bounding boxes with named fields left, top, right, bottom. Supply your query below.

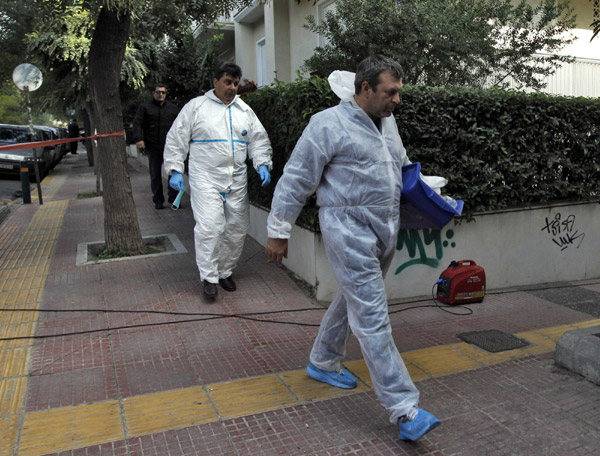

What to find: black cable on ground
left=0, top=298, right=472, bottom=340
left=1, top=280, right=596, bottom=341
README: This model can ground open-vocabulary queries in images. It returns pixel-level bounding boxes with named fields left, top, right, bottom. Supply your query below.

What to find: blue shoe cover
left=397, top=408, right=441, bottom=441
left=306, top=362, right=358, bottom=389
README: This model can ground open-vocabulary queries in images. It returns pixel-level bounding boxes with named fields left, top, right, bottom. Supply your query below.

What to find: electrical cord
left=1, top=279, right=596, bottom=341
left=0, top=295, right=471, bottom=341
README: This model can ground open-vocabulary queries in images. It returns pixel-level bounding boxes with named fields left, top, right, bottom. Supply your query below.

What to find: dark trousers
left=148, top=149, right=178, bottom=204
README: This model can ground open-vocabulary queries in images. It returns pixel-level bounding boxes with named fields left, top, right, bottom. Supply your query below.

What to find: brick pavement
left=1, top=152, right=599, bottom=455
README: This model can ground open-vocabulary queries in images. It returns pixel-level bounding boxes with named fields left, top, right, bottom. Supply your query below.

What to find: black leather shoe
left=154, top=202, right=164, bottom=209
left=219, top=276, right=236, bottom=292
left=203, top=280, right=218, bottom=298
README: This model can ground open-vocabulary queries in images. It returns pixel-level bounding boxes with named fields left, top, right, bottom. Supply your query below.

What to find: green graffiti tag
left=395, top=229, right=456, bottom=275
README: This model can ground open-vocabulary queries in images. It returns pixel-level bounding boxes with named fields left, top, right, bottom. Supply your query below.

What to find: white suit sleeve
left=267, top=116, right=332, bottom=239
left=247, top=110, right=273, bottom=171
left=163, top=100, right=195, bottom=175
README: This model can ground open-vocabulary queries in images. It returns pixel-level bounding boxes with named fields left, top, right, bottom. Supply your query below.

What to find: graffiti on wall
left=395, top=229, right=456, bottom=275
left=541, top=213, right=585, bottom=251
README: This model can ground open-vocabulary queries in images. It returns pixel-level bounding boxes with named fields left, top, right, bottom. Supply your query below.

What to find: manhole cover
left=456, top=329, right=530, bottom=353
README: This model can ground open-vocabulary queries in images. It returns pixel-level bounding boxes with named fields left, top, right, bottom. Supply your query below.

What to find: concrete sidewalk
left=1, top=152, right=599, bottom=456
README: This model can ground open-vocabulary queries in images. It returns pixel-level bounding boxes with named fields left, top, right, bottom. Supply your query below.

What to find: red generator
left=436, top=260, right=486, bottom=305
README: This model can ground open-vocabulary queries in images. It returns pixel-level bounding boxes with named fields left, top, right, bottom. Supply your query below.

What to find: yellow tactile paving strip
left=0, top=196, right=68, bottom=456
left=123, top=386, right=216, bottom=437
left=27, top=171, right=66, bottom=204
left=18, top=401, right=125, bottom=456
left=1, top=181, right=600, bottom=455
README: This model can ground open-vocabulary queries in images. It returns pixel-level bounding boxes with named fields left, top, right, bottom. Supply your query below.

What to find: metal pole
left=25, top=86, right=43, bottom=205
left=20, top=162, right=31, bottom=204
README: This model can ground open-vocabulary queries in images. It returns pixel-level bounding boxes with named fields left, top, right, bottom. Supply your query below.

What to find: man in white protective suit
left=265, top=55, right=441, bottom=441
left=164, top=62, right=272, bottom=300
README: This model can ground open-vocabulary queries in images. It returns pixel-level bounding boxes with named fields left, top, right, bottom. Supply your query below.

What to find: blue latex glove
left=169, top=171, right=184, bottom=191
left=258, top=165, right=271, bottom=187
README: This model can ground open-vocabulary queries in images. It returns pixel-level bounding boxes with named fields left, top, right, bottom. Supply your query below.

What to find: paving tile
left=115, top=357, right=200, bottom=397
left=0, top=415, right=19, bottom=456
left=280, top=369, right=370, bottom=402
left=18, top=401, right=124, bottom=456
left=30, top=333, right=113, bottom=375
left=0, top=376, right=27, bottom=415
left=302, top=392, right=391, bottom=447
left=188, top=346, right=272, bottom=384
left=123, top=386, right=218, bottom=437
left=177, top=316, right=251, bottom=351
left=0, top=346, right=29, bottom=378
left=127, top=422, right=236, bottom=456
left=432, top=410, right=539, bottom=456
left=208, top=375, right=298, bottom=419
left=45, top=439, right=129, bottom=456
left=434, top=360, right=533, bottom=409
left=222, top=406, right=333, bottom=455
left=254, top=342, right=312, bottom=373
left=403, top=344, right=481, bottom=377
left=25, top=366, right=118, bottom=412
left=415, top=377, right=473, bottom=421
left=111, top=325, right=187, bottom=366
left=34, top=311, right=107, bottom=340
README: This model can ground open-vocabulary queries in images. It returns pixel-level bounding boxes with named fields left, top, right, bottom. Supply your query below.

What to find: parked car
left=0, top=124, right=53, bottom=180
left=34, top=125, right=63, bottom=167
left=58, top=127, right=69, bottom=158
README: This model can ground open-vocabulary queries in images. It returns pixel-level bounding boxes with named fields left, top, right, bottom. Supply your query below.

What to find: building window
left=256, top=37, right=267, bottom=87
left=317, top=0, right=337, bottom=47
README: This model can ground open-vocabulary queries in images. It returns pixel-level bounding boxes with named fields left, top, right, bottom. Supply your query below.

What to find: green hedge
left=245, top=77, right=600, bottom=231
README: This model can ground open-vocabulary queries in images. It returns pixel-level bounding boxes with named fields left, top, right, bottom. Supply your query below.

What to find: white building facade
left=227, top=0, right=600, bottom=97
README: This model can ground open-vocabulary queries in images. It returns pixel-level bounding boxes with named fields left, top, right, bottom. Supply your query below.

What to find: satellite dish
left=12, top=63, right=43, bottom=91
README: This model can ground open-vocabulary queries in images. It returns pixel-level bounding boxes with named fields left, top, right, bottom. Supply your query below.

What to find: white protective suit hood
left=328, top=70, right=356, bottom=101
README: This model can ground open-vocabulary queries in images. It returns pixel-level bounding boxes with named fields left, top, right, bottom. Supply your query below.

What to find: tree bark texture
left=88, top=6, right=144, bottom=253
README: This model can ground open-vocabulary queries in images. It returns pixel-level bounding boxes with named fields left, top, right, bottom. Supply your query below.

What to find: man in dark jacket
left=132, top=83, right=179, bottom=209
left=68, top=119, right=80, bottom=154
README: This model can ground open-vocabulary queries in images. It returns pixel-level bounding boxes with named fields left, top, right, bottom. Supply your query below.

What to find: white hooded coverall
left=267, top=98, right=420, bottom=424
left=164, top=90, right=272, bottom=283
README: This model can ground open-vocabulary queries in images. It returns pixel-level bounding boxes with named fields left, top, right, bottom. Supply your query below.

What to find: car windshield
left=0, top=127, right=32, bottom=143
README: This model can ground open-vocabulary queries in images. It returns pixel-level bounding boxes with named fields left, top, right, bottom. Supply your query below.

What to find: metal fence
left=506, top=55, right=600, bottom=98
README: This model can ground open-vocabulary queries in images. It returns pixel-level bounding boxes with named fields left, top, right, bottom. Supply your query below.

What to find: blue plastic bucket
left=400, top=162, right=464, bottom=230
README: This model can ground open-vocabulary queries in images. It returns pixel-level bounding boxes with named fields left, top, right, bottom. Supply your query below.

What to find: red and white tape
left=0, top=131, right=125, bottom=152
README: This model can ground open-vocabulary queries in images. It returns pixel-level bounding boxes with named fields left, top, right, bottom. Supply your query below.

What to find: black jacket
left=68, top=121, right=79, bottom=138
left=132, top=99, right=179, bottom=151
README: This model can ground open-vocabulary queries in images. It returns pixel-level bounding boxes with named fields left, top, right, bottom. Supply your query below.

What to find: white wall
left=232, top=0, right=600, bottom=97
left=264, top=0, right=292, bottom=83
left=249, top=201, right=600, bottom=302
left=289, top=0, right=320, bottom=77
left=234, top=19, right=265, bottom=83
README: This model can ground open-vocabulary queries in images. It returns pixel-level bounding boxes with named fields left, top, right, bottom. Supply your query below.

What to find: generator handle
left=457, top=259, right=477, bottom=267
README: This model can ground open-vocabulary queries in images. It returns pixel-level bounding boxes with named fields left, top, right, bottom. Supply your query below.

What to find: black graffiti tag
left=541, top=213, right=585, bottom=251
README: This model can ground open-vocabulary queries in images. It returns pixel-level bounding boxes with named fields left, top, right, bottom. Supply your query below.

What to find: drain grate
left=456, top=329, right=530, bottom=353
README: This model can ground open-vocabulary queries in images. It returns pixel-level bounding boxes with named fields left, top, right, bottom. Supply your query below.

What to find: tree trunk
left=88, top=6, right=144, bottom=253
